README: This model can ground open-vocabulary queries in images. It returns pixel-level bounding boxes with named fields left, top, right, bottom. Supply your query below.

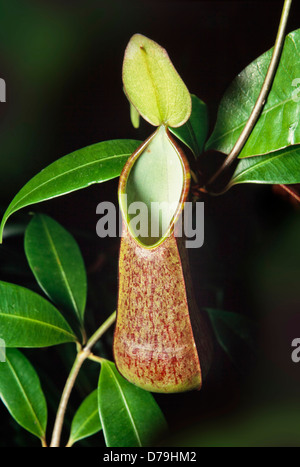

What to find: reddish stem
left=278, top=184, right=300, bottom=203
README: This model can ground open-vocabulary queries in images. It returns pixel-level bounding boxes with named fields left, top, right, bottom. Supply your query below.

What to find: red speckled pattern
left=114, top=226, right=203, bottom=393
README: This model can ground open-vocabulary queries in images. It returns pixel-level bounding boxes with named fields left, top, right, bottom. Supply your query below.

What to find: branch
left=50, top=311, right=116, bottom=447
left=205, top=0, right=293, bottom=189
left=278, top=184, right=300, bottom=203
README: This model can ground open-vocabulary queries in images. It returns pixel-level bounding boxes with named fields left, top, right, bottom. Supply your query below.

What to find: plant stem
left=85, top=311, right=116, bottom=351
left=278, top=184, right=300, bottom=203
left=50, top=311, right=116, bottom=447
left=88, top=353, right=106, bottom=364
left=205, top=0, right=293, bottom=189
left=50, top=350, right=86, bottom=447
left=41, top=437, right=47, bottom=448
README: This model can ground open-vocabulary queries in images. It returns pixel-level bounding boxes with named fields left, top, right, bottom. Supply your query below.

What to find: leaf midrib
left=105, top=364, right=142, bottom=447
left=71, top=407, right=100, bottom=443
left=140, top=47, right=164, bottom=124
left=209, top=96, right=296, bottom=148
left=7, top=151, right=133, bottom=216
left=4, top=355, right=45, bottom=438
left=40, top=216, right=80, bottom=319
left=0, top=312, right=75, bottom=340
left=232, top=145, right=300, bottom=182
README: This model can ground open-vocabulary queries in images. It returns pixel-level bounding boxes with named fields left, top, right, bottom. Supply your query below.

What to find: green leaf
left=0, top=349, right=47, bottom=440
left=25, top=214, right=87, bottom=328
left=98, top=360, right=168, bottom=447
left=0, top=281, right=77, bottom=347
left=170, top=94, right=209, bottom=157
left=119, top=125, right=189, bottom=248
left=123, top=87, right=140, bottom=129
left=123, top=34, right=191, bottom=128
left=229, top=145, right=300, bottom=187
left=0, top=139, right=141, bottom=243
left=206, top=29, right=300, bottom=158
left=130, top=102, right=140, bottom=129
left=68, top=390, right=101, bottom=446
left=205, top=308, right=257, bottom=373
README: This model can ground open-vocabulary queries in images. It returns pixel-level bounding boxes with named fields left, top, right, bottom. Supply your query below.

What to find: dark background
left=0, top=0, right=300, bottom=447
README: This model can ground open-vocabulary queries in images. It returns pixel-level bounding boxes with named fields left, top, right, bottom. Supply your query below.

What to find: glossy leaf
left=68, top=390, right=101, bottom=446
left=206, top=29, right=300, bottom=158
left=0, top=349, right=47, bottom=440
left=0, top=281, right=77, bottom=347
left=170, top=94, right=209, bottom=157
left=123, top=34, right=191, bottom=128
left=205, top=308, right=256, bottom=373
left=25, top=214, right=87, bottom=327
left=0, top=139, right=141, bottom=243
left=98, top=360, right=168, bottom=447
left=229, top=145, right=300, bottom=187
left=120, top=125, right=190, bottom=248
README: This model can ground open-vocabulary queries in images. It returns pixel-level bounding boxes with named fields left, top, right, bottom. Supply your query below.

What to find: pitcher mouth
left=118, top=125, right=191, bottom=250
